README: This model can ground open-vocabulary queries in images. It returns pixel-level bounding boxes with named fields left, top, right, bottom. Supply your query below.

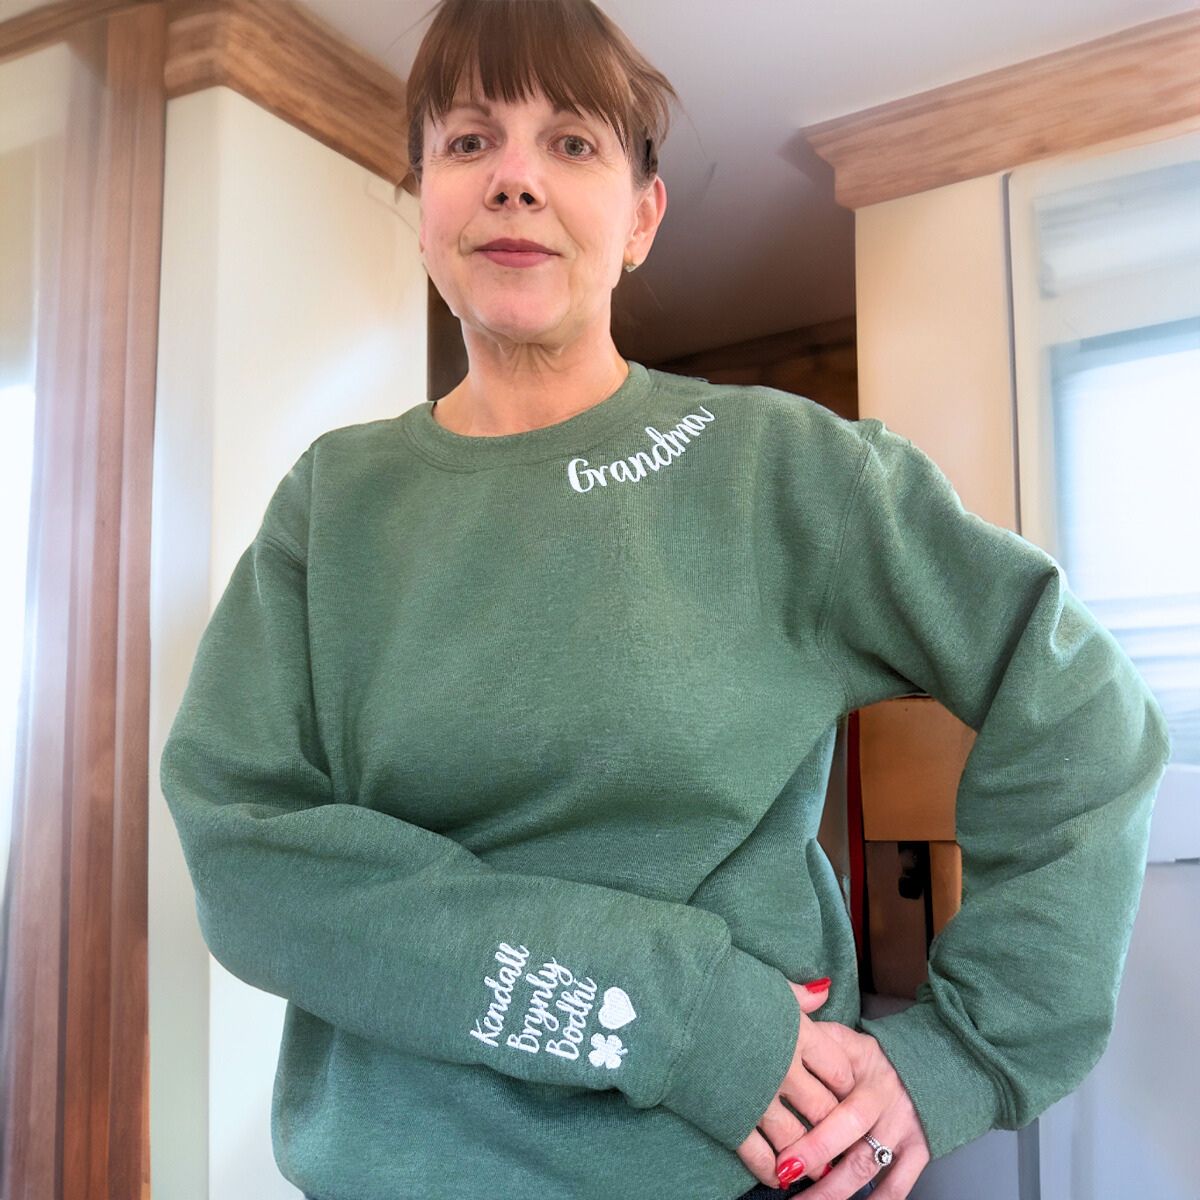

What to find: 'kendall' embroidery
left=566, top=404, right=715, bottom=493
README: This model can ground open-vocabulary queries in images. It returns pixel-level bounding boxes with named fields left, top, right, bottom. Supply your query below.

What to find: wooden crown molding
left=0, top=0, right=413, bottom=186
left=802, top=10, right=1200, bottom=210
left=162, top=0, right=409, bottom=185
left=0, top=0, right=158, bottom=64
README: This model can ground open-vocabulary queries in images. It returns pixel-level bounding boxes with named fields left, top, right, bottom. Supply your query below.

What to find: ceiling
left=5, top=0, right=1194, bottom=362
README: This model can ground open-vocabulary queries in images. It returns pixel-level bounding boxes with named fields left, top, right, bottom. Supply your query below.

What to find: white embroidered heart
left=598, top=987, right=637, bottom=1030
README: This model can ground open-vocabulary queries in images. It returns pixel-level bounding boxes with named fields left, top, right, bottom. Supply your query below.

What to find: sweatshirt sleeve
left=815, top=419, right=1173, bottom=1161
left=158, top=445, right=800, bottom=1154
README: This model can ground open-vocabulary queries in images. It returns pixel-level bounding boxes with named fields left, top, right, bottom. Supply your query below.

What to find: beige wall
left=852, top=170, right=1025, bottom=1200
left=855, top=172, right=1017, bottom=531
left=150, top=85, right=427, bottom=1200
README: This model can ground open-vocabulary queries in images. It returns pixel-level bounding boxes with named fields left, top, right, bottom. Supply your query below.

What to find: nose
left=492, top=188, right=538, bottom=207
left=485, top=139, right=545, bottom=211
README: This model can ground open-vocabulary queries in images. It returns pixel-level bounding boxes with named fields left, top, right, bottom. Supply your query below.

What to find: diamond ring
left=863, top=1133, right=894, bottom=1167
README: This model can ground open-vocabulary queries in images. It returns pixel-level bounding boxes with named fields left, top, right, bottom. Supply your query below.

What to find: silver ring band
left=863, top=1133, right=894, bottom=1167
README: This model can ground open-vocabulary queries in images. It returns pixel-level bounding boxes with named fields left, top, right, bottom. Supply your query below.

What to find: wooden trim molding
left=0, top=0, right=157, bottom=65
left=163, top=0, right=410, bottom=185
left=0, top=6, right=164, bottom=1196
left=802, top=10, right=1200, bottom=209
left=1, top=0, right=412, bottom=189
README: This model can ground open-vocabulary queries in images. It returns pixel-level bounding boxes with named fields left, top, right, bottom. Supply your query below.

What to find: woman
left=159, top=2, right=1172, bottom=1199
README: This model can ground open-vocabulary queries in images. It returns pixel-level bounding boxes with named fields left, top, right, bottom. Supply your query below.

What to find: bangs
left=407, top=0, right=677, bottom=181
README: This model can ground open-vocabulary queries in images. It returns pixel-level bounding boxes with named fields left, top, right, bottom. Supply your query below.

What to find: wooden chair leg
left=929, top=841, right=963, bottom=935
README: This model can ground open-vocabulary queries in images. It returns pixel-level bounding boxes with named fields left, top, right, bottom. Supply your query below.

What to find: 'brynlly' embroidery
left=566, top=404, right=715, bottom=493
left=468, top=941, right=639, bottom=1073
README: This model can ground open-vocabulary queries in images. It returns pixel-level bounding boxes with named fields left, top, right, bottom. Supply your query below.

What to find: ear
left=625, top=175, right=668, bottom=269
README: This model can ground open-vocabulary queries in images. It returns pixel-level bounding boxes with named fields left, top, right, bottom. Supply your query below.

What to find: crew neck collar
left=401, top=359, right=655, bottom=470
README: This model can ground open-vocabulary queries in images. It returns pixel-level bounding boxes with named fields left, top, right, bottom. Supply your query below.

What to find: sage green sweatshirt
left=159, top=360, right=1171, bottom=1200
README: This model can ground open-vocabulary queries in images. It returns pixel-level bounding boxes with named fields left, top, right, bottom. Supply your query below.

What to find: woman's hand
left=735, top=979, right=859, bottom=1189
left=771, top=1022, right=931, bottom=1199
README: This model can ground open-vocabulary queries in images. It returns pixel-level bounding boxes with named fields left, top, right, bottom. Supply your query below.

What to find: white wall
left=149, top=85, right=427, bottom=1199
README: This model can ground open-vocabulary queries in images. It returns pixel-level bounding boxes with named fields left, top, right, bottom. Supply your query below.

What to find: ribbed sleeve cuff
left=859, top=999, right=1005, bottom=1160
left=658, top=943, right=801, bottom=1150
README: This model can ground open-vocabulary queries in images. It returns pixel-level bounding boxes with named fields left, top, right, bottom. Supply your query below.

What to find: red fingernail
left=821, top=1163, right=833, bottom=1178
left=777, top=1157, right=806, bottom=1186
left=803, top=977, right=831, bottom=993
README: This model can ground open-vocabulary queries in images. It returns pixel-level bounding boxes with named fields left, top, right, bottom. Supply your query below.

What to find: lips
left=477, top=239, right=557, bottom=254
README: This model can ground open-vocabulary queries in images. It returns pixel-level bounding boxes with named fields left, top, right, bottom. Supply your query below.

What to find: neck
left=432, top=330, right=630, bottom=436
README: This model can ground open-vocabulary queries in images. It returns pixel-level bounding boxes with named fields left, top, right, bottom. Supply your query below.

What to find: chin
left=466, top=302, right=569, bottom=345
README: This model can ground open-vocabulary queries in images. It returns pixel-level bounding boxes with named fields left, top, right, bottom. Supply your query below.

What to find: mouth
left=475, top=238, right=558, bottom=268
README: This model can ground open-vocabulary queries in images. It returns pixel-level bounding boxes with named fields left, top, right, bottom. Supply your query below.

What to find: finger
left=806, top=1112, right=914, bottom=1200
left=870, top=1147, right=925, bottom=1200
left=780, top=1067, right=840, bottom=1129
left=788, top=977, right=832, bottom=1015
left=805, top=1136, right=884, bottom=1200
left=859, top=1118, right=929, bottom=1200
left=797, top=1022, right=856, bottom=1099
left=737, top=1126, right=789, bottom=1190
left=772, top=1103, right=886, bottom=1194
left=808, top=1020, right=880, bottom=1075
left=783, top=1087, right=882, bottom=1173
left=750, top=1094, right=802, bottom=1153
left=754, top=1072, right=837, bottom=1157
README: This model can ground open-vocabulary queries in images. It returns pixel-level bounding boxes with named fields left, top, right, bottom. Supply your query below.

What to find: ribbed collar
left=400, top=359, right=655, bottom=470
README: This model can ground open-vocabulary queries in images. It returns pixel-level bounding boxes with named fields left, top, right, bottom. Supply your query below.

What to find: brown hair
left=405, top=0, right=680, bottom=191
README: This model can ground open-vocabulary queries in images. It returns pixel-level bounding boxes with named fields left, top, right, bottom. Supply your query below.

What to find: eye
left=444, top=131, right=597, bottom=159
left=557, top=133, right=595, bottom=158
left=447, top=132, right=487, bottom=155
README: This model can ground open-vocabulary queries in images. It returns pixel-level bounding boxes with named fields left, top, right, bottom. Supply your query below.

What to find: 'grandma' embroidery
left=566, top=404, right=715, bottom=493
left=469, top=941, right=639, bottom=1073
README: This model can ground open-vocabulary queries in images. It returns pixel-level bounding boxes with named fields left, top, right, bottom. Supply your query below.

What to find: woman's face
left=417, top=86, right=666, bottom=352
